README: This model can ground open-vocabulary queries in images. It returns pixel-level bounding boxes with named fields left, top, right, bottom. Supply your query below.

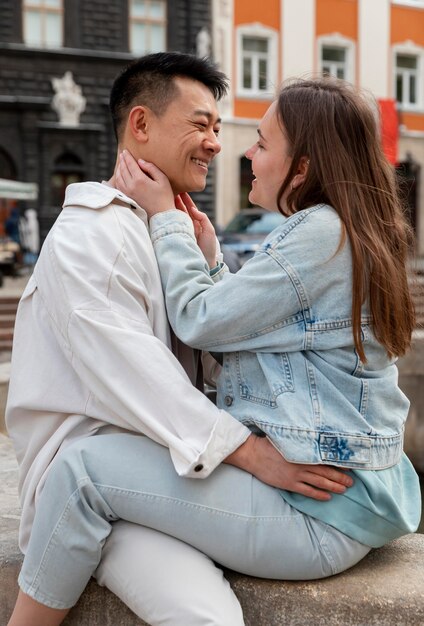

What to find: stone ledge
left=1, top=434, right=424, bottom=626
left=225, top=535, right=424, bottom=625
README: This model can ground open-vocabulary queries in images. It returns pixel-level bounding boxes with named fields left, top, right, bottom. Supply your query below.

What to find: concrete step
left=0, top=304, right=19, bottom=316
left=1, top=434, right=424, bottom=626
left=0, top=297, right=20, bottom=350
left=0, top=316, right=16, bottom=328
left=0, top=329, right=14, bottom=341
left=0, top=296, right=20, bottom=304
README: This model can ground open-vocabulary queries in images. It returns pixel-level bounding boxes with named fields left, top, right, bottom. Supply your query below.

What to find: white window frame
left=393, top=42, right=424, bottom=111
left=129, top=0, right=167, bottom=56
left=236, top=23, right=278, bottom=99
left=391, top=1, right=424, bottom=8
left=23, top=0, right=63, bottom=49
left=317, top=34, right=355, bottom=84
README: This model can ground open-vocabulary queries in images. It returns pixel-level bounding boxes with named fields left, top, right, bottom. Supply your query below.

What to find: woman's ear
left=127, top=106, right=150, bottom=143
left=292, top=156, right=310, bottom=189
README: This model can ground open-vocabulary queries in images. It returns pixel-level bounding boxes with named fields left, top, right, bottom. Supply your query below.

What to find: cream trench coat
left=6, top=181, right=250, bottom=552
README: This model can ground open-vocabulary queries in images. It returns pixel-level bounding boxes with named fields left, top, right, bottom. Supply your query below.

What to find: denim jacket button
left=224, top=395, right=233, bottom=406
left=194, top=464, right=204, bottom=472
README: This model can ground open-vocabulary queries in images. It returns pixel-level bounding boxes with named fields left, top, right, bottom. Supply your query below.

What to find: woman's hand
left=175, top=193, right=218, bottom=268
left=225, top=434, right=353, bottom=501
left=115, top=150, right=175, bottom=217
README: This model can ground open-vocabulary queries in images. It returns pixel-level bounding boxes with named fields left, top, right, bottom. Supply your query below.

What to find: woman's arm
left=115, top=151, right=303, bottom=353
left=115, top=152, right=353, bottom=498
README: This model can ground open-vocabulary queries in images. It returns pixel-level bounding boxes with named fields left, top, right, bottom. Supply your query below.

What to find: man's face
left=142, top=77, right=221, bottom=195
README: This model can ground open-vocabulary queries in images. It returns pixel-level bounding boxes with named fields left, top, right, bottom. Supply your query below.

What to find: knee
left=44, top=438, right=92, bottom=495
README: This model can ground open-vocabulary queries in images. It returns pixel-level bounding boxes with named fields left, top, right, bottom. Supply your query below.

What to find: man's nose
left=204, top=132, right=221, bottom=155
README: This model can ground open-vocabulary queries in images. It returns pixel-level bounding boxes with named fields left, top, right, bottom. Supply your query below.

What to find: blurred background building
left=213, top=0, right=424, bottom=255
left=0, top=0, right=423, bottom=257
left=0, top=0, right=213, bottom=245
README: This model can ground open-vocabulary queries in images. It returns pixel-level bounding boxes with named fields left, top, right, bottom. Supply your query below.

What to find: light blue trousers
left=19, top=434, right=370, bottom=609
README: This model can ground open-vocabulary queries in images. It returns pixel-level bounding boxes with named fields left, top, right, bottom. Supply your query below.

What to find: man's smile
left=191, top=157, right=209, bottom=170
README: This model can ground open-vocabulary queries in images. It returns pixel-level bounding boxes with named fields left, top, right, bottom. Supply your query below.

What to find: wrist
left=152, top=206, right=177, bottom=215
left=148, top=207, right=177, bottom=221
left=223, top=434, right=255, bottom=473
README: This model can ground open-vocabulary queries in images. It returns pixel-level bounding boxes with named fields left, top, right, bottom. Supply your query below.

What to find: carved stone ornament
left=51, top=71, right=86, bottom=127
left=196, top=26, right=211, bottom=58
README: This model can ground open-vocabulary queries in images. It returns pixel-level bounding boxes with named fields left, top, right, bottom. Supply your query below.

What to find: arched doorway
left=0, top=147, right=17, bottom=180
left=396, top=153, right=420, bottom=235
left=51, top=151, right=84, bottom=208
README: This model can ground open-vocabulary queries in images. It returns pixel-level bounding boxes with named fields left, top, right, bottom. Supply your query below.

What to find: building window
left=242, top=37, right=269, bottom=91
left=317, top=35, right=355, bottom=84
left=129, top=0, right=167, bottom=55
left=395, top=54, right=419, bottom=107
left=237, top=24, right=278, bottom=98
left=321, top=46, right=347, bottom=79
left=23, top=0, right=63, bottom=48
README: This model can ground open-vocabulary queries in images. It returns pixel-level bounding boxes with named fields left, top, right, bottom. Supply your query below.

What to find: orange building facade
left=212, top=0, right=424, bottom=255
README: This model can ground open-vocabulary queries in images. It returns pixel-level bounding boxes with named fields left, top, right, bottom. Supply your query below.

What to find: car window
left=224, top=211, right=284, bottom=234
left=245, top=212, right=284, bottom=233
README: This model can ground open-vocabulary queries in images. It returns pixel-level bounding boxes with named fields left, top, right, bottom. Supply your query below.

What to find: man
left=7, top=53, right=350, bottom=626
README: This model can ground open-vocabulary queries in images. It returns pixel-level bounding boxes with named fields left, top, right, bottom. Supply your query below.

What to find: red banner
left=378, top=99, right=399, bottom=165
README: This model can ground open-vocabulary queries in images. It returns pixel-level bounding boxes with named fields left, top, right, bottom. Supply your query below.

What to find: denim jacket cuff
left=150, top=210, right=195, bottom=242
left=210, top=262, right=228, bottom=282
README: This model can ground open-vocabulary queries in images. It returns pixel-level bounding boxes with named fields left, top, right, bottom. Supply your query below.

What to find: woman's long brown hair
left=276, top=78, right=415, bottom=361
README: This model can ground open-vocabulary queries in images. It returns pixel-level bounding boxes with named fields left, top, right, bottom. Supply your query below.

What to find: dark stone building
left=0, top=0, right=213, bottom=241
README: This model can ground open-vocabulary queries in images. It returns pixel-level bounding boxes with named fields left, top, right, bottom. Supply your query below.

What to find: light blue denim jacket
left=150, top=204, right=409, bottom=470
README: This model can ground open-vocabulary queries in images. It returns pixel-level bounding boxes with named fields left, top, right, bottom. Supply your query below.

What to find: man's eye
left=214, top=128, right=220, bottom=137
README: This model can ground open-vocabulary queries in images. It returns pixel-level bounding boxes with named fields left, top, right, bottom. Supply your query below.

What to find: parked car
left=218, top=208, right=285, bottom=266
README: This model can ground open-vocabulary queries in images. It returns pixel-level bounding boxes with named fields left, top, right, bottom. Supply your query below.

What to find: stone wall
left=399, top=331, right=424, bottom=474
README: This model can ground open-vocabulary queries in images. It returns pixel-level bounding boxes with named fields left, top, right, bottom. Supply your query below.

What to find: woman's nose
left=245, top=145, right=255, bottom=160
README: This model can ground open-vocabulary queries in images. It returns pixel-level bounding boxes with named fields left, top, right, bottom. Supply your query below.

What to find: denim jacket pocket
left=236, top=351, right=294, bottom=407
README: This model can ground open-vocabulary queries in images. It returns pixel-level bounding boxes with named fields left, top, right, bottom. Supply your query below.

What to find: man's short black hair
left=110, top=51, right=229, bottom=142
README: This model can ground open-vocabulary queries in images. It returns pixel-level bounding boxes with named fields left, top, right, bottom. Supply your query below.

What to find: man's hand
left=224, top=434, right=353, bottom=501
left=116, top=150, right=175, bottom=217
left=175, top=193, right=217, bottom=268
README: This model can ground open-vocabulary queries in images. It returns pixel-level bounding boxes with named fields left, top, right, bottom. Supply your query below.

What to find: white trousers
left=95, top=522, right=244, bottom=625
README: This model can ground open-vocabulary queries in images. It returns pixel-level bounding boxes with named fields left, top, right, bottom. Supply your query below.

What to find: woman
left=8, top=77, right=421, bottom=625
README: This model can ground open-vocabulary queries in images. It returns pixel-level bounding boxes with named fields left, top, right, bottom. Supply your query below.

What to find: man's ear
left=127, top=105, right=150, bottom=143
left=292, top=156, right=310, bottom=189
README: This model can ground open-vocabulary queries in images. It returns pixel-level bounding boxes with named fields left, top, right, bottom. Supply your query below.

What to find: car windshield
left=224, top=211, right=284, bottom=235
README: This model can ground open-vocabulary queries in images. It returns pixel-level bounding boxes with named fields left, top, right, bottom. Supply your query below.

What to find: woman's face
left=245, top=102, right=292, bottom=212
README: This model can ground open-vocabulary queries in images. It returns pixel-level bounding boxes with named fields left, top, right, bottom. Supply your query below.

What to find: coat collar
left=63, top=181, right=143, bottom=212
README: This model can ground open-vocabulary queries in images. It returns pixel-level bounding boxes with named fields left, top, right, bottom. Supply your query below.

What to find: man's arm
left=226, top=435, right=353, bottom=501
left=41, top=199, right=250, bottom=479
